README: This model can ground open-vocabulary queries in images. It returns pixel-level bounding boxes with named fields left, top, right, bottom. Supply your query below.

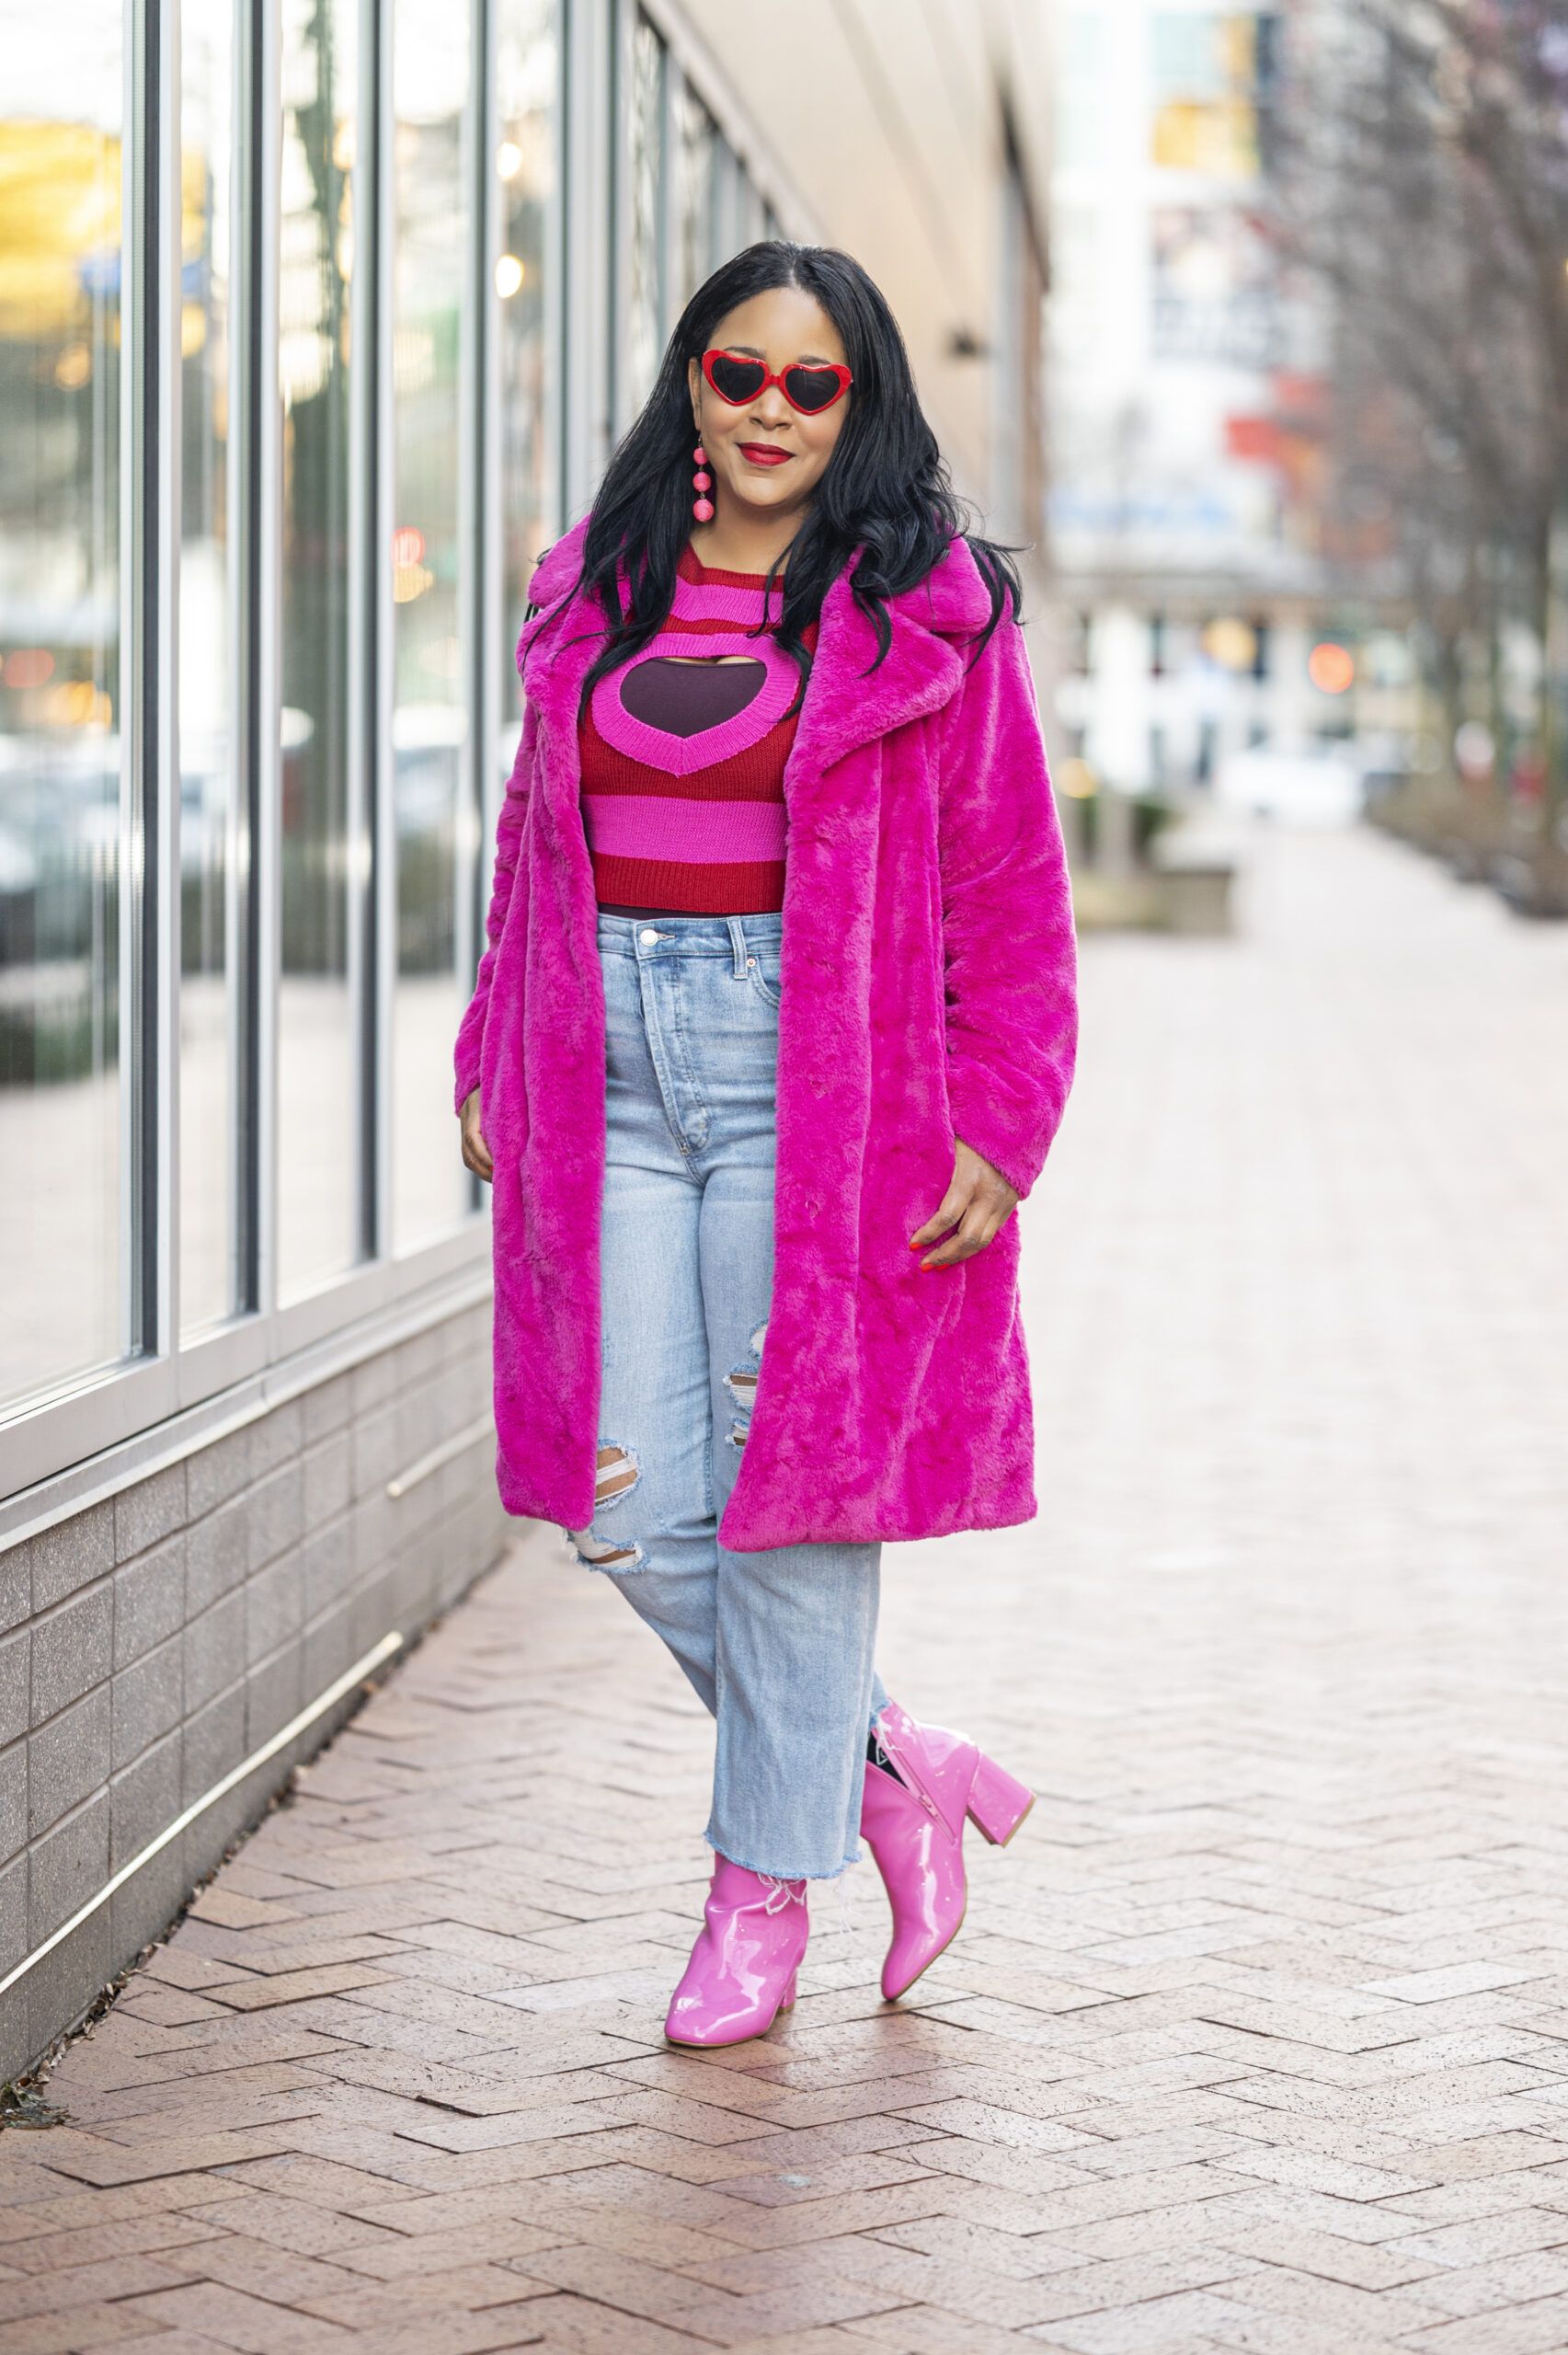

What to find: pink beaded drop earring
left=692, top=438, right=714, bottom=523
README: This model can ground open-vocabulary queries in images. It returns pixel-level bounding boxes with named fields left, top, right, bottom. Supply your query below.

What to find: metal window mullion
left=124, top=0, right=181, bottom=1363
left=558, top=0, right=572, bottom=514
left=563, top=0, right=610, bottom=517
left=606, top=0, right=626, bottom=440
left=624, top=5, right=667, bottom=420
left=349, top=0, right=383, bottom=1261
left=659, top=54, right=681, bottom=329
left=252, top=0, right=282, bottom=1316
left=118, top=0, right=136, bottom=1361
left=704, top=111, right=717, bottom=279
left=479, top=0, right=503, bottom=849
left=230, top=0, right=271, bottom=1317
left=652, top=25, right=669, bottom=342
left=456, top=0, right=485, bottom=1215
left=545, top=0, right=567, bottom=534
left=370, top=0, right=396, bottom=1255
left=705, top=123, right=721, bottom=274
left=158, top=0, right=182, bottom=1355
left=708, top=132, right=725, bottom=271
left=720, top=139, right=739, bottom=264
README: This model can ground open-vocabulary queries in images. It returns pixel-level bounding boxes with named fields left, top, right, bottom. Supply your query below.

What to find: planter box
left=1157, top=864, right=1234, bottom=936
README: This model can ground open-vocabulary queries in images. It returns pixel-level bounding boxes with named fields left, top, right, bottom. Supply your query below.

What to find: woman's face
left=688, top=285, right=851, bottom=526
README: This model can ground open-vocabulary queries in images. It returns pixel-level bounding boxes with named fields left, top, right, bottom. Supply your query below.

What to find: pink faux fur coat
left=454, top=519, right=1078, bottom=1550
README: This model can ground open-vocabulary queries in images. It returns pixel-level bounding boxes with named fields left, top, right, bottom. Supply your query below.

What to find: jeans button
left=639, top=927, right=658, bottom=946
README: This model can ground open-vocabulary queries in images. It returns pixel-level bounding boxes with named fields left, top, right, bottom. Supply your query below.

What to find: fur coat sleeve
left=937, top=615, right=1077, bottom=1200
left=452, top=701, right=537, bottom=1113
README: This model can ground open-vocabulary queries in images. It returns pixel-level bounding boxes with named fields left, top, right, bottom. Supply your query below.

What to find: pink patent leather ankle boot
left=664, top=1855, right=809, bottom=2048
left=860, top=1698, right=1033, bottom=2002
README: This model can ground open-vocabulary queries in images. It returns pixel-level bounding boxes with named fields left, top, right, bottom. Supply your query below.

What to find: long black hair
left=565, top=242, right=1022, bottom=710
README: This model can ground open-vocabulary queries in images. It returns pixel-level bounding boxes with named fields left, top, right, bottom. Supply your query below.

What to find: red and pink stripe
left=578, top=546, right=815, bottom=916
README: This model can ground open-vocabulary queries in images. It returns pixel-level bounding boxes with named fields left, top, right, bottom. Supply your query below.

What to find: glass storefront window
left=278, top=0, right=358, bottom=1301
left=622, top=13, right=664, bottom=425
left=713, top=137, right=740, bottom=269
left=674, top=82, right=715, bottom=312
left=0, top=0, right=785, bottom=1459
left=391, top=0, right=471, bottom=1249
left=0, top=1, right=123, bottom=1407
left=497, top=0, right=556, bottom=728
left=740, top=166, right=765, bottom=253
left=179, top=0, right=234, bottom=1333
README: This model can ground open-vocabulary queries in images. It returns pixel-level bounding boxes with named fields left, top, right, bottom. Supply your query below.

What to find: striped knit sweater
left=578, top=544, right=816, bottom=915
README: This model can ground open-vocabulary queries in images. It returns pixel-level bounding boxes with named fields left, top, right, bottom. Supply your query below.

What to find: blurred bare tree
left=1275, top=0, right=1568, bottom=861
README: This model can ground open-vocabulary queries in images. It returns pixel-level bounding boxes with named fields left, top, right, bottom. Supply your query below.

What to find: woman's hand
left=910, top=1139, right=1018, bottom=1270
left=459, top=1088, right=493, bottom=1182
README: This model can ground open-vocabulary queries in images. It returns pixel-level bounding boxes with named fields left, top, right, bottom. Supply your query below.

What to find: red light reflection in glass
left=1308, top=642, right=1355, bottom=694
left=3, top=649, right=55, bottom=689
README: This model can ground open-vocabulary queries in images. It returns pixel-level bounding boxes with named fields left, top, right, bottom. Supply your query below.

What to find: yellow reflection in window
left=1151, top=14, right=1258, bottom=179
left=0, top=122, right=120, bottom=338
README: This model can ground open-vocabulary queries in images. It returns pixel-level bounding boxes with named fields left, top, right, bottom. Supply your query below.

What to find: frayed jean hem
left=704, top=1829, right=864, bottom=1882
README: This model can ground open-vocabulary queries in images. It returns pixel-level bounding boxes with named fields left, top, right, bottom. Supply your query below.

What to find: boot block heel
left=777, top=1971, right=798, bottom=2015
left=967, top=1750, right=1033, bottom=1846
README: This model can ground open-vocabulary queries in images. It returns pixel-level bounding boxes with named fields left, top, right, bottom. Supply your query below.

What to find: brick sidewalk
left=5, top=826, right=1568, bottom=2353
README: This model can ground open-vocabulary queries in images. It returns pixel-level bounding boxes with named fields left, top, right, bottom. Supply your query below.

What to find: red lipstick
left=738, top=443, right=791, bottom=466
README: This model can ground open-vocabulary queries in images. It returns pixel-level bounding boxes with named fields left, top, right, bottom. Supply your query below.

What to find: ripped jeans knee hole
left=568, top=1443, right=643, bottom=1570
left=723, top=1321, right=768, bottom=1448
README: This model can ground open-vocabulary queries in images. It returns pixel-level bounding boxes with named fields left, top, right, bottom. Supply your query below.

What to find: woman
left=455, top=243, right=1076, bottom=2050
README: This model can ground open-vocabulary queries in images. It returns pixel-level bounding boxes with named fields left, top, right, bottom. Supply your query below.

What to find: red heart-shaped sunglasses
left=701, top=349, right=853, bottom=417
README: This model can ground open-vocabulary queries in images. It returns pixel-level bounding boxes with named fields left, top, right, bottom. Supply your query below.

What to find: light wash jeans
left=574, top=911, right=887, bottom=1880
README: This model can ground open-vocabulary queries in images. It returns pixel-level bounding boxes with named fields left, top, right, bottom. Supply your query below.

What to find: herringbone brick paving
left=5, top=825, right=1568, bottom=2352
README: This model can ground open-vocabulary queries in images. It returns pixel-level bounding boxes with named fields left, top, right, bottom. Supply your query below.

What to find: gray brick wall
left=0, top=1296, right=509, bottom=2079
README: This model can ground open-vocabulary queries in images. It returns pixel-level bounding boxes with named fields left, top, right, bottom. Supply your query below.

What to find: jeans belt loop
left=727, top=916, right=748, bottom=978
